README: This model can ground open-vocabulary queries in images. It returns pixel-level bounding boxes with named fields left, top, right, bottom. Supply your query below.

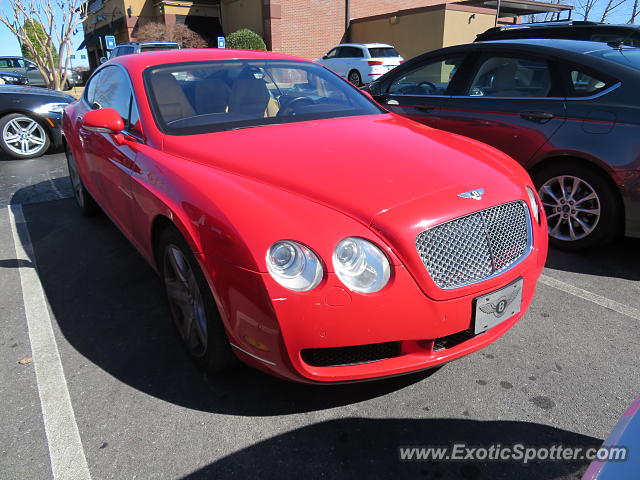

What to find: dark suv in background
left=476, top=21, right=640, bottom=47
left=365, top=39, right=640, bottom=250
left=108, top=42, right=180, bottom=59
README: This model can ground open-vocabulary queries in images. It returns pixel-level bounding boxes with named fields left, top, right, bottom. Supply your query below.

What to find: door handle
left=415, top=103, right=436, bottom=113
left=520, top=110, right=554, bottom=123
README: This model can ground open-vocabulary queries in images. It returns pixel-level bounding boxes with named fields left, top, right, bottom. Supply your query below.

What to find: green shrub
left=226, top=29, right=267, bottom=51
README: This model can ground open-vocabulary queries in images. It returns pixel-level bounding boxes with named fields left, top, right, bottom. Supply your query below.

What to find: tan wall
left=442, top=8, right=496, bottom=47
left=350, top=8, right=446, bottom=60
left=221, top=0, right=263, bottom=36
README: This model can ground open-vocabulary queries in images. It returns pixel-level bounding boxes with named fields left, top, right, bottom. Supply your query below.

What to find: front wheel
left=66, top=144, right=99, bottom=216
left=0, top=113, right=50, bottom=159
left=534, top=162, right=622, bottom=250
left=158, top=228, right=236, bottom=372
left=348, top=70, right=362, bottom=87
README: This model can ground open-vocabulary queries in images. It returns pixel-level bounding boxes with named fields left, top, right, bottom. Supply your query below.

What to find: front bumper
left=200, top=236, right=546, bottom=383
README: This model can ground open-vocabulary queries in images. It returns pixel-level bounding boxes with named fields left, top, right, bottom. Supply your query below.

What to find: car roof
left=475, top=38, right=639, bottom=54
left=107, top=48, right=310, bottom=71
left=335, top=43, right=394, bottom=48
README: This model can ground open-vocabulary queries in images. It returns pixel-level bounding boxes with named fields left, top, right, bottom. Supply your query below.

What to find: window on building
left=388, top=56, right=464, bottom=95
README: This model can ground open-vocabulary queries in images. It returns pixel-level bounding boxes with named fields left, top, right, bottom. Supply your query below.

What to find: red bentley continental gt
left=62, top=49, right=547, bottom=383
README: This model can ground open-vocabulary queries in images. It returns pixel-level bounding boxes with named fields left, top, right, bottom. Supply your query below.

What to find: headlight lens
left=526, top=186, right=540, bottom=224
left=333, top=237, right=390, bottom=293
left=266, top=240, right=323, bottom=291
left=2, top=76, right=18, bottom=82
left=34, top=102, right=69, bottom=114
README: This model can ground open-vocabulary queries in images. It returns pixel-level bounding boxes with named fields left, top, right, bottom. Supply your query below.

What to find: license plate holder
left=473, top=278, right=523, bottom=335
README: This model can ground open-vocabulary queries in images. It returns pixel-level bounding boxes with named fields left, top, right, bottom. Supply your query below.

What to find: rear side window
left=467, top=55, right=553, bottom=98
left=339, top=47, right=364, bottom=58
left=368, top=47, right=399, bottom=58
left=567, top=69, right=611, bottom=97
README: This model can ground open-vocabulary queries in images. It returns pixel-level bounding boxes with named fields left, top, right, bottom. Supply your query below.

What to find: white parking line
left=8, top=204, right=91, bottom=480
left=539, top=274, right=640, bottom=321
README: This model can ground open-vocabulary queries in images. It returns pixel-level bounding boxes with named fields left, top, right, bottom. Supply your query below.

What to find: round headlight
left=333, top=237, right=390, bottom=293
left=526, top=186, right=540, bottom=224
left=266, top=240, right=323, bottom=291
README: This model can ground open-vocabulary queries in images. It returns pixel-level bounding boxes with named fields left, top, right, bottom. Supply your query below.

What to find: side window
left=91, top=67, right=133, bottom=121
left=325, top=48, right=340, bottom=59
left=388, top=56, right=464, bottom=96
left=567, top=69, right=610, bottom=97
left=0, top=58, right=13, bottom=68
left=15, top=59, right=26, bottom=68
left=84, top=70, right=102, bottom=105
left=466, top=55, right=552, bottom=98
left=109, top=47, right=119, bottom=58
left=339, top=47, right=363, bottom=58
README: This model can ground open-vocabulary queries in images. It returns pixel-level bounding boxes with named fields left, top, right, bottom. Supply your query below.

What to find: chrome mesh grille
left=416, top=201, right=531, bottom=289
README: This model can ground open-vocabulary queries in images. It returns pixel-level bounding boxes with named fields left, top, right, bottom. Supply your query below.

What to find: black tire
left=533, top=161, right=623, bottom=251
left=0, top=113, right=51, bottom=160
left=157, top=227, right=236, bottom=373
left=65, top=144, right=100, bottom=216
left=348, top=69, right=362, bottom=87
left=63, top=81, right=72, bottom=91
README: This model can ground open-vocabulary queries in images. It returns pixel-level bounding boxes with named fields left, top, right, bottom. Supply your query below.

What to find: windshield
left=140, top=44, right=180, bottom=52
left=144, top=60, right=383, bottom=134
left=588, top=48, right=640, bottom=69
left=368, top=47, right=399, bottom=58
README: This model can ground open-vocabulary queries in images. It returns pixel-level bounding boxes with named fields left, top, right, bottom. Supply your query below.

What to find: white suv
left=315, top=43, right=403, bottom=86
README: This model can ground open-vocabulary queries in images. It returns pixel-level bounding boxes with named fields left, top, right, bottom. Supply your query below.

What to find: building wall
left=270, top=0, right=346, bottom=59
left=441, top=7, right=496, bottom=47
left=350, top=8, right=446, bottom=60
left=221, top=0, right=263, bottom=36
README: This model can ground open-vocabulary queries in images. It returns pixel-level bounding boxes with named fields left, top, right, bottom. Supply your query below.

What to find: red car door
left=80, top=66, right=140, bottom=238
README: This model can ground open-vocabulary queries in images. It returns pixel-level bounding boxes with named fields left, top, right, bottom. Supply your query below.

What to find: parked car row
left=0, top=56, right=82, bottom=90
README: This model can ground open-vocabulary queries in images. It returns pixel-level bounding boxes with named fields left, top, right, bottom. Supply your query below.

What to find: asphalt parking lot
left=1, top=151, right=638, bottom=480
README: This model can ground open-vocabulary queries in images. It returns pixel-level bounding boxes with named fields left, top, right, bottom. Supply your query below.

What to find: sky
left=0, top=0, right=636, bottom=68
left=0, top=0, right=89, bottom=66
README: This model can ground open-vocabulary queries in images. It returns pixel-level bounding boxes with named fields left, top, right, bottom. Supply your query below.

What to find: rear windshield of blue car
left=588, top=48, right=640, bottom=69
left=144, top=60, right=383, bottom=135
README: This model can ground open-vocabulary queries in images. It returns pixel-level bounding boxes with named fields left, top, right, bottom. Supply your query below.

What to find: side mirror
left=27, top=65, right=37, bottom=71
left=81, top=108, right=124, bottom=134
left=322, top=55, right=328, bottom=60
left=99, top=57, right=107, bottom=64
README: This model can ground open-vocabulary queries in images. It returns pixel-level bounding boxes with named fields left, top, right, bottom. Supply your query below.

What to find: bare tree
left=629, top=0, right=639, bottom=23
left=575, top=0, right=598, bottom=20
left=0, top=0, right=86, bottom=90
left=600, top=0, right=627, bottom=21
left=136, top=22, right=207, bottom=49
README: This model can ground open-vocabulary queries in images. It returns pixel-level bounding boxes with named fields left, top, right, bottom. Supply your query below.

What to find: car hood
left=0, top=85, right=74, bottom=102
left=162, top=114, right=526, bottom=227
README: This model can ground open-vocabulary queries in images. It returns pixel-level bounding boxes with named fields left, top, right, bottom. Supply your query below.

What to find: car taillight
left=368, top=61, right=383, bottom=66
left=399, top=60, right=404, bottom=63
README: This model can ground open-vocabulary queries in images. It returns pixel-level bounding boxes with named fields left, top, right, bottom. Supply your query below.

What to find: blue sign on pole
left=217, top=36, right=225, bottom=49
left=105, top=35, right=116, bottom=50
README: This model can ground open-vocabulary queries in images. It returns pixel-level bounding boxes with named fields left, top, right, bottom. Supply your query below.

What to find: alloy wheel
left=66, top=149, right=84, bottom=208
left=538, top=175, right=601, bottom=241
left=163, top=245, right=208, bottom=357
left=1, top=116, right=47, bottom=156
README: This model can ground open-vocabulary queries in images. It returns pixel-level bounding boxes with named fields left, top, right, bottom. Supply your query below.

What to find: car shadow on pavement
left=545, top=236, right=640, bottom=281
left=182, top=417, right=600, bottom=480
left=18, top=197, right=435, bottom=416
